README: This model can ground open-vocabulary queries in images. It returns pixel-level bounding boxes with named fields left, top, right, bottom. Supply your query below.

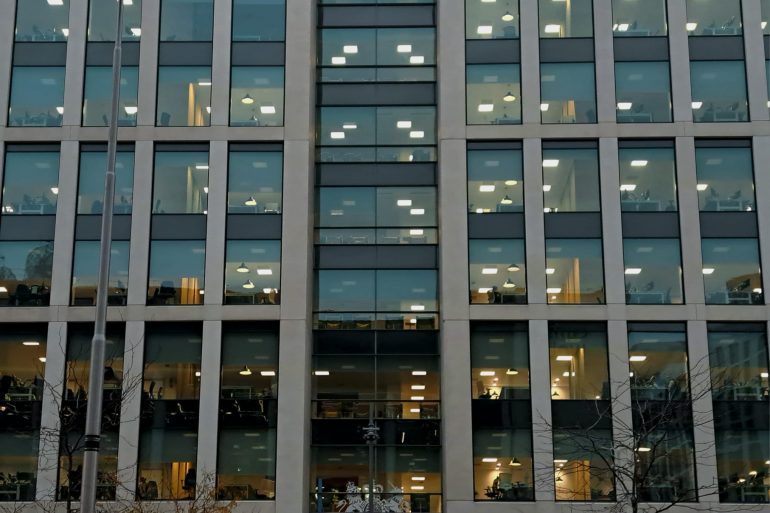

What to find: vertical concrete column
left=196, top=321, right=222, bottom=485
left=524, top=138, right=546, bottom=305
left=529, top=320, right=554, bottom=501
left=50, top=141, right=79, bottom=306
left=599, top=138, right=625, bottom=306
left=210, top=0, right=232, bottom=127
left=136, top=0, right=160, bottom=128
left=743, top=0, right=770, bottom=121
left=62, top=0, right=87, bottom=127
left=606, top=321, right=634, bottom=497
left=204, top=141, right=228, bottom=305
left=127, top=140, right=153, bottom=305
left=0, top=1, right=17, bottom=127
left=668, top=0, right=694, bottom=122
left=437, top=0, right=466, bottom=141
left=594, top=0, right=617, bottom=123
left=751, top=136, right=770, bottom=299
left=675, top=137, right=705, bottom=305
left=36, top=322, right=69, bottom=500
left=520, top=0, right=542, bottom=124
left=116, top=321, right=145, bottom=501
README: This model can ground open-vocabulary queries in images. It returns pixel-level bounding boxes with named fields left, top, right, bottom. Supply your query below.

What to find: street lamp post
left=362, top=418, right=380, bottom=513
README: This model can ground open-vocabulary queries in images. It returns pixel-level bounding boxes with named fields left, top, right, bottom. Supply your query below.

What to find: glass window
left=138, top=323, right=202, bottom=500
left=545, top=239, right=605, bottom=304
left=553, top=429, right=614, bottom=501
left=160, top=0, right=213, bottom=41
left=469, top=239, right=526, bottom=304
left=77, top=150, right=134, bottom=215
left=471, top=326, right=529, bottom=400
left=615, top=61, right=672, bottom=123
left=147, top=241, right=206, bottom=305
left=2, top=151, right=60, bottom=215
left=714, top=429, right=770, bottom=503
left=376, top=270, right=438, bottom=313
left=83, top=66, right=139, bottom=127
left=156, top=66, right=212, bottom=127
left=473, top=429, right=534, bottom=501
left=15, top=0, right=70, bottom=41
left=466, top=64, right=521, bottom=125
left=88, top=0, right=142, bottom=41
left=152, top=150, right=209, bottom=214
left=542, top=148, right=600, bottom=212
left=230, top=67, right=284, bottom=126
left=695, top=147, right=755, bottom=211
left=540, top=63, right=596, bottom=124
left=766, top=61, right=770, bottom=113
left=0, top=241, right=54, bottom=307
left=628, top=327, right=690, bottom=401
left=318, top=106, right=436, bottom=146
left=539, top=0, right=593, bottom=38
left=619, top=146, right=677, bottom=212
left=623, top=238, right=683, bottom=305
left=612, top=0, right=667, bottom=36
left=317, top=187, right=437, bottom=228
left=8, top=67, right=66, bottom=127
left=686, top=0, right=742, bottom=36
left=376, top=188, right=436, bottom=227
left=690, top=61, right=748, bottom=122
left=466, top=0, right=519, bottom=39
left=468, top=148, right=523, bottom=213
left=232, top=0, right=285, bottom=41
left=708, top=327, right=769, bottom=402
left=0, top=324, right=47, bottom=501
left=71, top=240, right=130, bottom=306
left=549, top=324, right=609, bottom=401
left=701, top=238, right=764, bottom=305
left=224, top=240, right=281, bottom=305
left=316, top=270, right=376, bottom=312
left=227, top=150, right=282, bottom=213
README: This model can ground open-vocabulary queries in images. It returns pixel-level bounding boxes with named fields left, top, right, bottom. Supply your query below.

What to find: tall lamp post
left=79, top=1, right=124, bottom=511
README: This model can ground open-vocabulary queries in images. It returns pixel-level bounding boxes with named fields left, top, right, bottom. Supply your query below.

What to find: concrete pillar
left=743, top=0, right=770, bottom=122
left=136, top=0, right=160, bottom=128
left=529, top=320, right=554, bottom=501
left=210, top=0, right=233, bottom=127
left=752, top=136, right=770, bottom=300
left=62, top=0, right=87, bottom=127
left=524, top=138, right=546, bottom=304
left=599, top=138, right=625, bottom=306
left=127, top=140, right=153, bottom=305
left=594, top=0, right=617, bottom=123
left=668, top=0, right=694, bottom=123
left=204, top=141, right=228, bottom=305
left=50, top=141, right=79, bottom=306
left=675, top=137, right=706, bottom=305
left=606, top=321, right=633, bottom=498
left=116, top=321, right=145, bottom=501
left=520, top=0, right=542, bottom=124
left=0, top=1, right=17, bottom=127
left=196, top=321, right=222, bottom=486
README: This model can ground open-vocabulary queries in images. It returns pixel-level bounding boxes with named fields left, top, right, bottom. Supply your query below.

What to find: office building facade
left=0, top=0, right=768, bottom=512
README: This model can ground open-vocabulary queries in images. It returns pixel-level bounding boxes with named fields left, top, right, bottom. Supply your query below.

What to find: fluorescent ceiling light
left=197, top=80, right=212, bottom=86
left=617, top=102, right=633, bottom=110
left=410, top=396, right=424, bottom=401
left=397, top=44, right=412, bottom=53
left=545, top=268, right=555, bottom=274
left=409, top=229, right=424, bottom=236
left=555, top=355, right=572, bottom=361
left=631, top=160, right=648, bottom=167
left=505, top=180, right=518, bottom=186
left=477, top=103, right=494, bottom=112
left=124, top=106, right=138, bottom=115
left=331, top=56, right=346, bottom=65
left=482, top=458, right=498, bottom=463
left=195, top=164, right=209, bottom=170
left=542, top=159, right=559, bottom=167
left=691, top=101, right=703, bottom=109
left=409, top=131, right=425, bottom=139
left=637, top=447, right=652, bottom=452
left=343, top=45, right=358, bottom=54
left=397, top=120, right=412, bottom=128
left=542, top=185, right=552, bottom=192
left=56, top=106, right=64, bottom=115
left=482, top=268, right=498, bottom=275
left=696, top=183, right=708, bottom=191
left=540, top=103, right=549, bottom=111
left=477, top=25, right=493, bottom=35
left=544, top=24, right=561, bottom=34
left=330, top=131, right=345, bottom=139
left=410, top=304, right=425, bottom=311
left=479, top=185, right=496, bottom=192
left=260, top=105, right=276, bottom=114
left=256, top=269, right=273, bottom=276
left=702, top=268, right=715, bottom=275
left=260, top=371, right=276, bottom=377
left=410, top=208, right=425, bottom=215
left=409, top=55, right=425, bottom=64
left=342, top=123, right=357, bottom=129
left=48, top=0, right=64, bottom=4
left=686, top=22, right=697, bottom=31
left=625, top=268, right=642, bottom=275
left=620, top=184, right=637, bottom=192
left=546, top=287, right=562, bottom=294
left=397, top=199, right=412, bottom=207
left=130, top=27, right=142, bottom=36
left=629, top=355, right=647, bottom=362
left=314, top=371, right=330, bottom=376
left=412, top=371, right=427, bottom=376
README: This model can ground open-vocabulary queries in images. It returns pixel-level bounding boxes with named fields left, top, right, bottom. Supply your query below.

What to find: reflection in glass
left=228, top=151, right=282, bottom=213
left=686, top=0, right=742, bottom=36
left=466, top=64, right=521, bottom=125
left=147, top=241, right=206, bottom=305
left=612, top=0, right=667, bottom=36
left=160, top=0, right=213, bottom=41
left=15, top=0, right=70, bottom=41
left=153, top=151, right=209, bottom=214
left=8, top=67, right=66, bottom=127
left=0, top=242, right=54, bottom=307
left=318, top=106, right=436, bottom=147
left=88, top=0, right=142, bottom=41
left=714, top=429, right=770, bottom=503
left=619, top=147, right=677, bottom=212
left=230, top=67, right=284, bottom=126
left=78, top=150, right=134, bottom=214
left=628, top=328, right=689, bottom=401
left=708, top=328, right=769, bottom=401
left=549, top=325, right=609, bottom=401
left=690, top=61, right=748, bottom=122
left=553, top=429, right=614, bottom=501
left=224, top=240, right=281, bottom=305
left=376, top=270, right=438, bottom=313
left=466, top=0, right=519, bottom=39
left=83, top=66, right=139, bottom=127
left=623, top=239, right=683, bottom=305
left=156, top=67, right=212, bottom=127
left=2, top=151, right=60, bottom=215
left=468, top=149, right=523, bottom=213
left=540, top=63, right=596, bottom=124
left=469, top=240, right=526, bottom=304
left=71, top=241, right=130, bottom=306
left=701, top=239, right=763, bottom=305
left=317, top=187, right=437, bottom=232
left=695, top=147, right=755, bottom=211
left=615, top=61, right=672, bottom=123
left=545, top=239, right=605, bottom=304
left=471, top=327, right=530, bottom=399
left=317, top=270, right=375, bottom=313
left=232, top=0, right=285, bottom=41
left=542, top=148, right=600, bottom=212
left=539, top=0, right=593, bottom=38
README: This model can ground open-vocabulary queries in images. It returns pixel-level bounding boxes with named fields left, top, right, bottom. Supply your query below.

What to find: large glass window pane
left=471, top=325, right=530, bottom=399
left=686, top=0, right=742, bottom=36
left=377, top=28, right=436, bottom=66
left=15, top=0, right=70, bottom=41
left=690, top=61, right=748, bottom=122
left=224, top=240, right=281, bottom=305
left=628, top=327, right=690, bottom=401
left=708, top=328, right=769, bottom=401
left=539, top=0, right=593, bottom=38
left=466, top=0, right=519, bottom=39
left=77, top=150, right=134, bottom=214
left=230, top=67, right=284, bottom=127
left=545, top=239, right=605, bottom=304
left=549, top=324, right=609, bottom=401
left=615, top=61, right=672, bottom=123
left=83, top=66, right=139, bottom=126
left=138, top=323, right=202, bottom=500
left=695, top=147, right=755, bottom=211
left=540, top=63, right=596, bottom=124
left=316, top=270, right=376, bottom=312
left=8, top=67, right=66, bottom=127
left=319, top=28, right=377, bottom=78
left=0, top=241, right=54, bottom=307
left=468, top=148, right=523, bottom=213
left=227, top=151, right=282, bottom=213
left=0, top=324, right=47, bottom=501
left=473, top=429, right=534, bottom=500
left=542, top=148, right=600, bottom=212
left=469, top=239, right=526, bottom=304
left=153, top=150, right=209, bottom=214
left=376, top=107, right=436, bottom=145
left=160, top=0, right=213, bottom=41
left=376, top=188, right=436, bottom=227
left=623, top=239, right=683, bottom=305
left=714, top=429, right=770, bottom=502
left=88, top=0, right=142, bottom=41
left=612, top=0, right=667, bottom=36
left=701, top=238, right=764, bottom=305
left=619, top=146, right=677, bottom=212
left=156, top=67, right=212, bottom=127
left=2, top=151, right=60, bottom=215
left=232, top=0, right=285, bottom=41
left=376, top=270, right=438, bottom=313
left=553, top=429, right=614, bottom=501
left=318, top=107, right=376, bottom=147
left=466, top=64, right=521, bottom=125
left=71, top=240, right=130, bottom=306
left=318, top=188, right=376, bottom=227
left=147, top=241, right=206, bottom=305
